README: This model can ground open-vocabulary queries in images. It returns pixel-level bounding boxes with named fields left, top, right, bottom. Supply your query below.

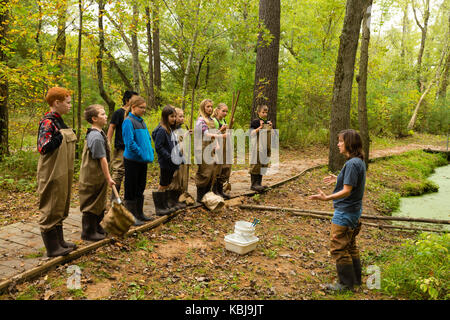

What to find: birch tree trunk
left=131, top=3, right=140, bottom=93
left=145, top=6, right=156, bottom=109
left=412, top=0, right=430, bottom=92
left=152, top=0, right=162, bottom=106
left=407, top=81, right=434, bottom=131
left=97, top=0, right=116, bottom=121
left=55, top=0, right=67, bottom=80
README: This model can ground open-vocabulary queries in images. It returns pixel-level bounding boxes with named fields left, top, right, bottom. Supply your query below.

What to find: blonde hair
left=84, top=104, right=104, bottom=124
left=199, top=99, right=214, bottom=125
left=213, top=103, right=227, bottom=118
left=174, top=107, right=183, bottom=115
left=125, top=95, right=146, bottom=117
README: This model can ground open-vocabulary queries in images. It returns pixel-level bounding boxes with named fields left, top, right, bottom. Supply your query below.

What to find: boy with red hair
left=37, top=87, right=77, bottom=257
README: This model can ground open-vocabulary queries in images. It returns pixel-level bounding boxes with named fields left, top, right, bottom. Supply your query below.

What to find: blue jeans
left=332, top=208, right=362, bottom=228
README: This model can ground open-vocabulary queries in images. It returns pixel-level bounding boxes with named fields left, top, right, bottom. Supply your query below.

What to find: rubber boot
left=173, top=190, right=187, bottom=209
left=56, top=224, right=77, bottom=249
left=96, top=211, right=106, bottom=235
left=152, top=191, right=171, bottom=216
left=166, top=190, right=182, bottom=211
left=136, top=195, right=152, bottom=221
left=216, top=183, right=230, bottom=200
left=196, top=185, right=209, bottom=203
left=162, top=191, right=177, bottom=214
left=325, top=263, right=356, bottom=292
left=41, top=227, right=73, bottom=257
left=250, top=174, right=265, bottom=192
left=124, top=199, right=144, bottom=226
left=352, top=258, right=362, bottom=286
left=257, top=174, right=268, bottom=190
left=166, top=190, right=186, bottom=210
left=81, top=213, right=106, bottom=242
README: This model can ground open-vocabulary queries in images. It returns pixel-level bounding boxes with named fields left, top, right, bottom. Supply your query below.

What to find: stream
left=392, top=164, right=450, bottom=232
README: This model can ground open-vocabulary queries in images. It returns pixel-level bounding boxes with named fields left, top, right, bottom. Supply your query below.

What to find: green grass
left=375, top=233, right=450, bottom=300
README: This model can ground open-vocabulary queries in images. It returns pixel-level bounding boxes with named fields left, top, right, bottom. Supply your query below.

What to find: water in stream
left=393, top=164, right=450, bottom=232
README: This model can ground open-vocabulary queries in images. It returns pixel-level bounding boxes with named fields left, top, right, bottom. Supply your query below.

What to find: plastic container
left=234, top=221, right=255, bottom=237
left=224, top=233, right=259, bottom=255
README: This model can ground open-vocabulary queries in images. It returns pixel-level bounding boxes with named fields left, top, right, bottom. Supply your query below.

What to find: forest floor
left=0, top=133, right=448, bottom=300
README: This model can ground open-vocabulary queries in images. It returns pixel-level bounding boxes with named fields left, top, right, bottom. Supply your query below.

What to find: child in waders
left=79, top=105, right=115, bottom=242
left=122, top=95, right=154, bottom=225
left=194, top=99, right=226, bottom=203
left=309, top=129, right=366, bottom=292
left=151, top=105, right=184, bottom=215
left=166, top=108, right=191, bottom=208
left=212, top=103, right=231, bottom=199
left=249, top=105, right=273, bottom=192
left=107, top=90, right=138, bottom=201
left=37, top=87, right=77, bottom=257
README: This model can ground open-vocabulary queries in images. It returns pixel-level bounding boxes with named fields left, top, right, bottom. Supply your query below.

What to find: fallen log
left=238, top=204, right=450, bottom=225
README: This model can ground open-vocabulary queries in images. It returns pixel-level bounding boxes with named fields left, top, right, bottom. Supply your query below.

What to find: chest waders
left=79, top=132, right=109, bottom=241
left=213, top=125, right=232, bottom=199
left=249, top=123, right=271, bottom=192
left=37, top=128, right=77, bottom=257
left=195, top=120, right=218, bottom=202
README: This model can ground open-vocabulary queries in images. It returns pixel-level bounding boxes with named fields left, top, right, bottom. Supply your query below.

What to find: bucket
left=234, top=221, right=255, bottom=237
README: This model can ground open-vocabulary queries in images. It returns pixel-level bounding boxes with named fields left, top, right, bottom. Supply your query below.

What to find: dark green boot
left=124, top=199, right=144, bottom=226
left=325, top=263, right=356, bottom=292
left=56, top=224, right=77, bottom=249
left=352, top=258, right=362, bottom=286
left=250, top=174, right=264, bottom=192
left=136, top=195, right=152, bottom=221
left=41, top=227, right=73, bottom=257
left=81, top=213, right=106, bottom=242
left=152, top=191, right=171, bottom=216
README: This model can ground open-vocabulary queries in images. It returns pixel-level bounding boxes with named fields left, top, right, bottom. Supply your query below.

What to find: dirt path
left=0, top=143, right=445, bottom=296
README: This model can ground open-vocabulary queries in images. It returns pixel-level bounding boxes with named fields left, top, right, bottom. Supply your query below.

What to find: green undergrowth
left=375, top=233, right=450, bottom=300
left=366, top=150, right=448, bottom=215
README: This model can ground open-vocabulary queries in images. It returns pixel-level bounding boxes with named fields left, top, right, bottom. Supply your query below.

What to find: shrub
left=377, top=233, right=450, bottom=300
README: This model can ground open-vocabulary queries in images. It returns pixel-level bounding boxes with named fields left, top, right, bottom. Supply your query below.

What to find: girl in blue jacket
left=151, top=105, right=184, bottom=216
left=122, top=95, right=154, bottom=225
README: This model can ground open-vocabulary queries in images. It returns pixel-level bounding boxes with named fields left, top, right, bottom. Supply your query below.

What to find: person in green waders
left=309, top=129, right=366, bottom=292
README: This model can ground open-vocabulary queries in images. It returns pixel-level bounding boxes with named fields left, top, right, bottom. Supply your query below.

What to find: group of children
left=37, top=87, right=366, bottom=293
left=36, top=88, right=275, bottom=257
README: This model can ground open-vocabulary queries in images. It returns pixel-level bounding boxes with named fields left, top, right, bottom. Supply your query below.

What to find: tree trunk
left=76, top=0, right=83, bottom=158
left=328, top=0, right=366, bottom=173
left=357, top=1, right=372, bottom=169
left=181, top=30, right=199, bottom=111
left=437, top=51, right=449, bottom=100
left=407, top=80, right=434, bottom=131
left=104, top=47, right=133, bottom=90
left=145, top=6, right=156, bottom=109
left=152, top=0, right=162, bottom=106
left=131, top=4, right=140, bottom=93
left=35, top=3, right=43, bottom=64
left=97, top=0, right=116, bottom=121
left=400, top=1, right=408, bottom=60
left=0, top=0, right=9, bottom=160
left=252, top=0, right=281, bottom=129
left=55, top=0, right=67, bottom=80
left=412, top=0, right=430, bottom=92
left=436, top=12, right=450, bottom=100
